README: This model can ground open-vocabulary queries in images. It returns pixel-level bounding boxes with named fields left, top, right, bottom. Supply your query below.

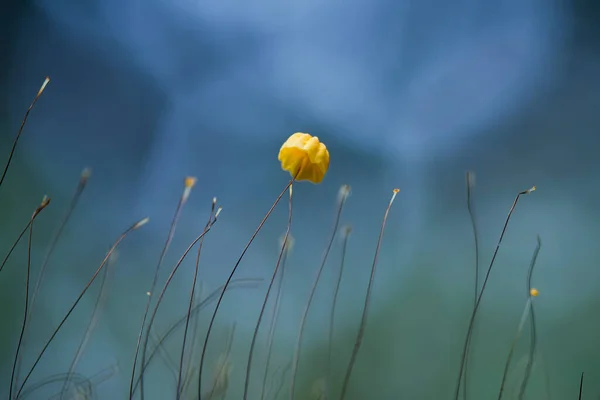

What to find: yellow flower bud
left=278, top=132, right=330, bottom=184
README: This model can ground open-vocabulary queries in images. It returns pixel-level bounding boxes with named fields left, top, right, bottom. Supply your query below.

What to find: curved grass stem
left=244, top=185, right=294, bottom=399
left=16, top=216, right=148, bottom=399
left=339, top=188, right=399, bottom=399
left=197, top=178, right=294, bottom=399
left=289, top=184, right=349, bottom=400
left=454, top=186, right=536, bottom=400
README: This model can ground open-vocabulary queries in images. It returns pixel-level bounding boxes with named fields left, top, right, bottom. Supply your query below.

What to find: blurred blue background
left=1, top=0, right=600, bottom=398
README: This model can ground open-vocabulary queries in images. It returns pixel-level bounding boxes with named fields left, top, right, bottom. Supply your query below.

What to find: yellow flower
left=278, top=132, right=330, bottom=183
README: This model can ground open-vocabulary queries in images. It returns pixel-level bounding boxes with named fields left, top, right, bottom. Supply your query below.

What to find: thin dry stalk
left=259, top=236, right=293, bottom=400
left=9, top=196, right=51, bottom=399
left=131, top=177, right=196, bottom=400
left=197, top=178, right=294, bottom=398
left=339, top=189, right=399, bottom=399
left=244, top=185, right=294, bottom=399
left=289, top=185, right=350, bottom=400
left=454, top=186, right=536, bottom=400
left=16, top=217, right=149, bottom=399
left=0, top=77, right=50, bottom=192
left=177, top=198, right=218, bottom=399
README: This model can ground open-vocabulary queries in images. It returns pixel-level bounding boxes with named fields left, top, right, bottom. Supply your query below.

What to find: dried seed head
left=184, top=176, right=197, bottom=188
left=133, top=217, right=149, bottom=230
left=338, top=184, right=351, bottom=203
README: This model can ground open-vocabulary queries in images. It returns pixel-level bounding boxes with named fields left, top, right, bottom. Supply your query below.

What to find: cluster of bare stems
left=0, top=78, right=587, bottom=400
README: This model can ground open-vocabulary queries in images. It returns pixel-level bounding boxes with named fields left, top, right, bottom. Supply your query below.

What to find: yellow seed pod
left=184, top=176, right=197, bottom=188
left=530, top=288, right=539, bottom=297
left=278, top=132, right=330, bottom=184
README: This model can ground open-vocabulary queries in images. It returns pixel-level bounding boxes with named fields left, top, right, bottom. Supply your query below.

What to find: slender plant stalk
left=497, top=293, right=537, bottom=400
left=131, top=177, right=196, bottom=400
left=244, top=185, right=294, bottom=399
left=197, top=179, right=294, bottom=399
left=16, top=169, right=90, bottom=390
left=131, top=279, right=261, bottom=395
left=9, top=197, right=51, bottom=400
left=454, top=186, right=536, bottom=400
left=137, top=204, right=220, bottom=399
left=339, top=189, right=399, bottom=399
left=0, top=77, right=50, bottom=192
left=59, top=245, right=115, bottom=399
left=326, top=225, right=351, bottom=399
left=176, top=198, right=218, bottom=399
left=462, top=171, right=479, bottom=400
left=16, top=217, right=149, bottom=399
left=259, top=237, right=292, bottom=400
left=289, top=184, right=349, bottom=400
left=517, top=236, right=542, bottom=399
